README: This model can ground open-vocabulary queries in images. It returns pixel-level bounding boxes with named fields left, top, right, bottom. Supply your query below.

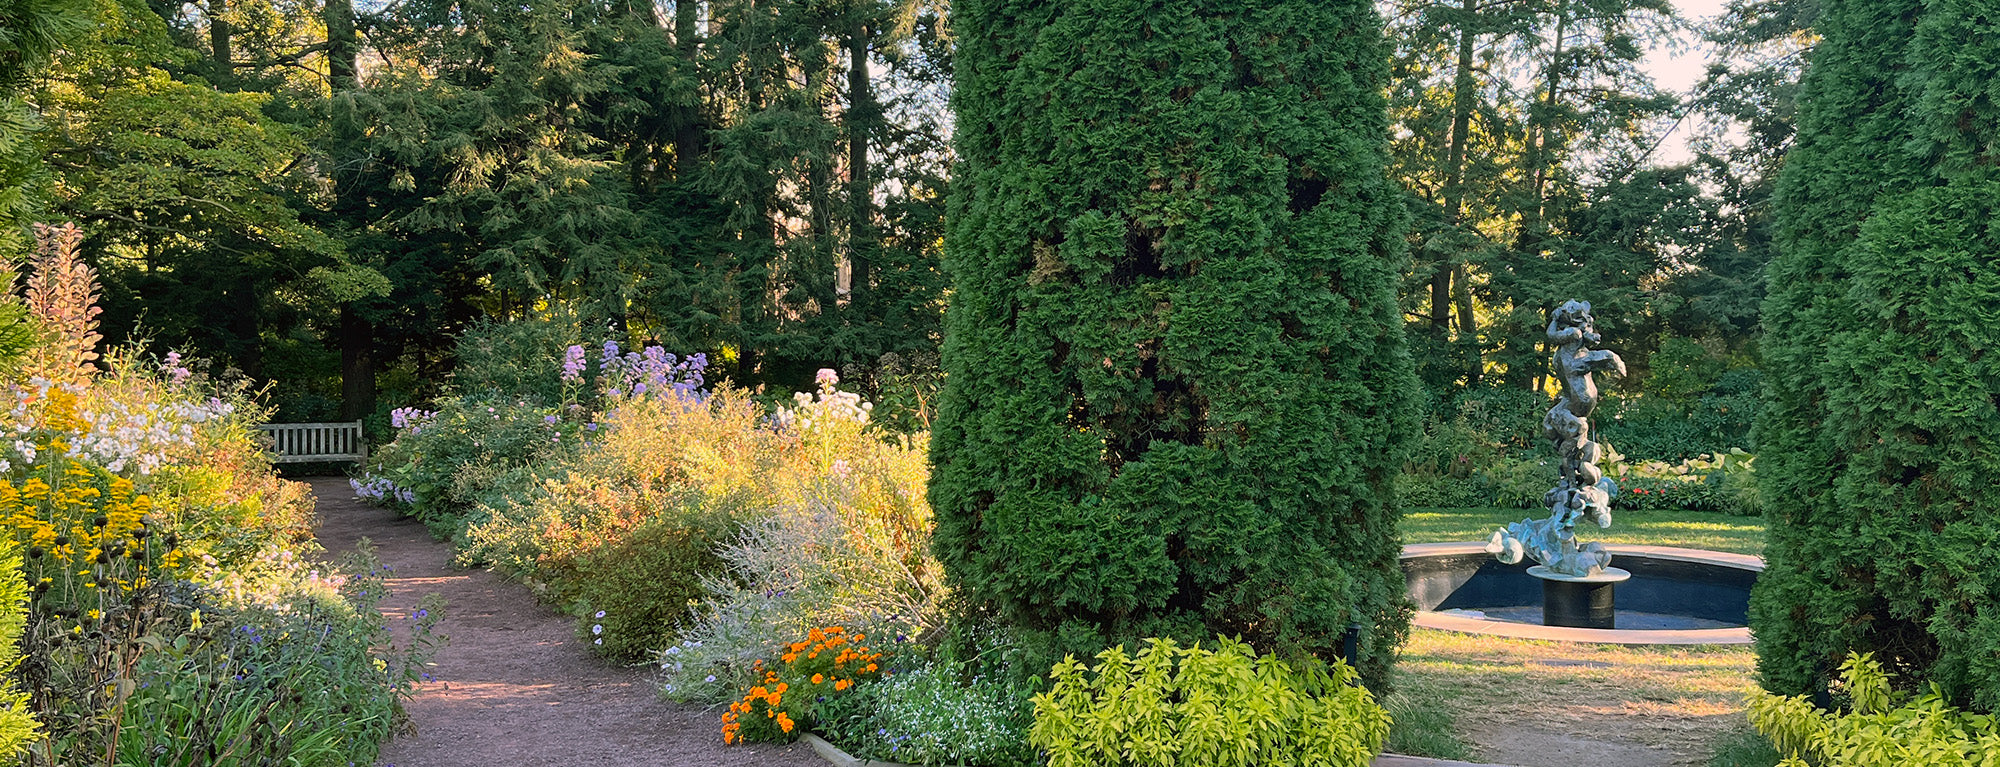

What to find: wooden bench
left=257, top=420, right=368, bottom=464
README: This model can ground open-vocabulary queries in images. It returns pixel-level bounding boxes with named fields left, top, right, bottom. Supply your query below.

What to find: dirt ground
left=306, top=478, right=825, bottom=767
left=1398, top=628, right=1765, bottom=767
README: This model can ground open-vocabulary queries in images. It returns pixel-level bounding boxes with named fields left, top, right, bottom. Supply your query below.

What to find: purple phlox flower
left=544, top=414, right=559, bottom=425
left=815, top=368, right=839, bottom=387
left=602, top=340, right=621, bottom=363
left=561, top=345, right=587, bottom=382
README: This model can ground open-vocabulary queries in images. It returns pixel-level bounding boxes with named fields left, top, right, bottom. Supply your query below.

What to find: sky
left=1642, top=0, right=1736, bottom=164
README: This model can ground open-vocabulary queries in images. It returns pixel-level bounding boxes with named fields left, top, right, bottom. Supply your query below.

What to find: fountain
left=1398, top=300, right=1762, bottom=642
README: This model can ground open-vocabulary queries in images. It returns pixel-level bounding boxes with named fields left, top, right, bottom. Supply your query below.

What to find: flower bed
left=0, top=227, right=438, bottom=765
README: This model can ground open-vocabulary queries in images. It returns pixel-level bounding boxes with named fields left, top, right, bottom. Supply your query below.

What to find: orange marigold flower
left=864, top=663, right=878, bottom=673
left=811, top=673, right=825, bottom=684
left=778, top=715, right=795, bottom=733
left=774, top=683, right=788, bottom=693
left=782, top=653, right=797, bottom=664
left=834, top=679, right=851, bottom=691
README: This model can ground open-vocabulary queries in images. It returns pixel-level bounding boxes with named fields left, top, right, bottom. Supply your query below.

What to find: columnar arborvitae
left=932, top=0, right=1417, bottom=685
left=1753, top=0, right=2000, bottom=711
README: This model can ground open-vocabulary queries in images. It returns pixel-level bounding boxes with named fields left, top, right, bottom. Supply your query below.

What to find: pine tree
left=1753, top=0, right=2000, bottom=711
left=932, top=0, right=1417, bottom=685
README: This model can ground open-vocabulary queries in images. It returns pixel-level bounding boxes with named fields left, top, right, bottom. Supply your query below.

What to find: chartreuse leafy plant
left=934, top=0, right=1416, bottom=686
left=1747, top=652, right=2000, bottom=767
left=1030, top=637, right=1390, bottom=767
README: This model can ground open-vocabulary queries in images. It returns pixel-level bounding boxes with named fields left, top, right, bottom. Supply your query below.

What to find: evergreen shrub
left=1752, top=0, right=2000, bottom=711
left=933, top=0, right=1417, bottom=686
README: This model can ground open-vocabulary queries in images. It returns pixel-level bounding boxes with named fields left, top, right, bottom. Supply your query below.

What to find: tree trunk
left=1519, top=0, right=1566, bottom=252
left=672, top=0, right=705, bottom=180
left=845, top=13, right=876, bottom=324
left=1439, top=0, right=1480, bottom=359
left=340, top=307, right=376, bottom=420
left=326, top=0, right=358, bottom=90
left=210, top=0, right=232, bottom=87
left=327, top=0, right=374, bottom=420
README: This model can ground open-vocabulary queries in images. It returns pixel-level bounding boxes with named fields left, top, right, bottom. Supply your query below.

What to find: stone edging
left=800, top=732, right=1514, bottom=767
left=1402, top=542, right=1761, bottom=645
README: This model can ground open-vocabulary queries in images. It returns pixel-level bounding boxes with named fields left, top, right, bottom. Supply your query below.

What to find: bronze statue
left=1487, top=300, right=1625, bottom=577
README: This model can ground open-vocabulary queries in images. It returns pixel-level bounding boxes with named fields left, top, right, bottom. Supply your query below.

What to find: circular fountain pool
left=1401, top=542, right=1762, bottom=645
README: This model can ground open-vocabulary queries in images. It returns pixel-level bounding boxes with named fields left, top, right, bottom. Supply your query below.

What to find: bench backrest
left=257, top=421, right=368, bottom=464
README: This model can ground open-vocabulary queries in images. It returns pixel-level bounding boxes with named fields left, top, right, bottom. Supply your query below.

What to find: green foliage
left=449, top=317, right=588, bottom=405
left=819, top=659, right=1038, bottom=767
left=562, top=515, right=731, bottom=661
left=1382, top=691, right=1471, bottom=762
left=110, top=549, right=445, bottom=767
left=0, top=539, right=37, bottom=759
left=1747, top=652, right=2000, bottom=767
left=1028, top=637, right=1391, bottom=767
left=1753, top=0, right=2000, bottom=712
left=1611, top=449, right=1760, bottom=516
left=934, top=0, right=1417, bottom=688
left=369, top=397, right=579, bottom=536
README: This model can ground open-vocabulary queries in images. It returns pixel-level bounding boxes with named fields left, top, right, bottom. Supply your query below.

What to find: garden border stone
left=800, top=732, right=1515, bottom=767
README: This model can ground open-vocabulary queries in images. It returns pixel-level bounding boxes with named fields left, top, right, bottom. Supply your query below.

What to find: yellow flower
left=190, top=609, right=203, bottom=630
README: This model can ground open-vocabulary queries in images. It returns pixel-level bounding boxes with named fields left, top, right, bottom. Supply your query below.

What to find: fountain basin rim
left=1403, top=542, right=1762, bottom=645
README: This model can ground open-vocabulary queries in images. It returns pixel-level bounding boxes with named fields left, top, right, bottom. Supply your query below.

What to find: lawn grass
left=1391, top=628, right=1766, bottom=764
left=1388, top=507, right=1773, bottom=765
left=1400, top=507, right=1767, bottom=556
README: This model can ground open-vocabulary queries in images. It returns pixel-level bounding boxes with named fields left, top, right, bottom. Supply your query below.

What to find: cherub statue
left=1487, top=301, right=1626, bottom=577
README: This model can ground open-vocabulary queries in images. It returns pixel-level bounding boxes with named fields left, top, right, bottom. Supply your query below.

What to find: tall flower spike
left=25, top=223, right=102, bottom=384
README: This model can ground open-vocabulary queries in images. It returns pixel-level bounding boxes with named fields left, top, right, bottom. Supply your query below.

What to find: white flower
left=592, top=624, right=603, bottom=635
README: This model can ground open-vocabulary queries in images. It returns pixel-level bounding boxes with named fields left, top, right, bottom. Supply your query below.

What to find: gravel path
left=307, top=478, right=825, bottom=767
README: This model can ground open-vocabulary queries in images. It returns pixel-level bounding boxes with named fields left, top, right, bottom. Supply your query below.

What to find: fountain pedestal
left=1529, top=566, right=1631, bottom=629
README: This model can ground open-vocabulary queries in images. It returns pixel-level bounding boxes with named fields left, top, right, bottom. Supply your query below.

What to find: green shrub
left=368, top=396, right=581, bottom=535
left=1746, top=652, right=2000, bottom=767
left=1029, top=637, right=1390, bottom=767
left=1482, top=455, right=1559, bottom=509
left=450, top=315, right=588, bottom=404
left=1753, top=0, right=2000, bottom=710
left=1392, top=473, right=1485, bottom=509
left=562, top=513, right=732, bottom=661
left=934, top=0, right=1417, bottom=687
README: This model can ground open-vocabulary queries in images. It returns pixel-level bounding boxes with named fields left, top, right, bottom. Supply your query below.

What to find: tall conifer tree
left=932, top=0, right=1417, bottom=684
left=1753, top=0, right=2000, bottom=710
